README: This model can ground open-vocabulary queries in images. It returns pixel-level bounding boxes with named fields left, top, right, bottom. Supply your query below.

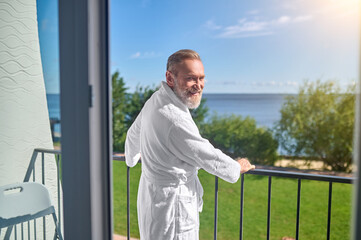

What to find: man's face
left=167, top=59, right=205, bottom=109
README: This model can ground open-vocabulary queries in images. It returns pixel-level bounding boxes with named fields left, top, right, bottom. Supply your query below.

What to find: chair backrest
left=0, top=182, right=52, bottom=220
left=0, top=182, right=63, bottom=240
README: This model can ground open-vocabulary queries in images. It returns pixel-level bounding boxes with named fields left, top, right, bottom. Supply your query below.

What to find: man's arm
left=168, top=121, right=254, bottom=183
left=124, top=111, right=142, bottom=167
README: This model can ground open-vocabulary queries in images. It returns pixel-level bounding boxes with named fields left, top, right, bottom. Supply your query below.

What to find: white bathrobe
left=125, top=81, right=241, bottom=240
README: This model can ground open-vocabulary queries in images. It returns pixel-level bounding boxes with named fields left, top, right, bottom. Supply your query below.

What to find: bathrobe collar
left=160, top=81, right=190, bottom=113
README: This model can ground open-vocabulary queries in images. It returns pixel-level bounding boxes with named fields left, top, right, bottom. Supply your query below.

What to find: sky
left=38, top=0, right=359, bottom=94
left=37, top=0, right=59, bottom=94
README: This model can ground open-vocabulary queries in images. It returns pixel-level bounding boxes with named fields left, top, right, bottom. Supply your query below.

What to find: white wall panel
left=0, top=0, right=58, bottom=238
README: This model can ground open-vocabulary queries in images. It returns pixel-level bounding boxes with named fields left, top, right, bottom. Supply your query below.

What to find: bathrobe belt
left=142, top=170, right=204, bottom=212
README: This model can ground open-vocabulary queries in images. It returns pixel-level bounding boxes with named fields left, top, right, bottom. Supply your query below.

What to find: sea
left=47, top=94, right=61, bottom=134
left=46, top=93, right=295, bottom=135
left=202, top=93, right=294, bottom=129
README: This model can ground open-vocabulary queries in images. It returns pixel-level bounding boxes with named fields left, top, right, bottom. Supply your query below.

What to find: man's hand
left=237, top=158, right=255, bottom=174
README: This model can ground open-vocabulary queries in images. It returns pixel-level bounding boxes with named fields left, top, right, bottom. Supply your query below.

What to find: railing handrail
left=35, top=148, right=355, bottom=183
left=247, top=168, right=354, bottom=183
left=34, top=148, right=354, bottom=183
left=110, top=152, right=354, bottom=184
left=34, top=148, right=61, bottom=155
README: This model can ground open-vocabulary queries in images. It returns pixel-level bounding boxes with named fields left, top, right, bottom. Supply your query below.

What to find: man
left=125, top=49, right=255, bottom=240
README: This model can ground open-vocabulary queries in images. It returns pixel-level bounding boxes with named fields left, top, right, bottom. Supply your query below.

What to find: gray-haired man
left=125, top=49, right=255, bottom=240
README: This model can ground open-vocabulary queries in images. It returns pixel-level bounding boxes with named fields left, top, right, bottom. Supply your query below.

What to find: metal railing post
left=57, top=154, right=62, bottom=231
left=42, top=152, right=46, bottom=240
left=127, top=166, right=130, bottom=240
left=214, top=176, right=219, bottom=240
left=267, top=176, right=272, bottom=240
left=327, top=182, right=333, bottom=240
left=296, top=179, right=301, bottom=240
left=239, top=174, right=245, bottom=240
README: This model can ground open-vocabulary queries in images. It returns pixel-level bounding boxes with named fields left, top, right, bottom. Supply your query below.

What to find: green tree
left=201, top=114, right=279, bottom=165
left=190, top=98, right=209, bottom=128
left=125, top=85, right=159, bottom=129
left=275, top=80, right=355, bottom=172
left=112, top=71, right=128, bottom=152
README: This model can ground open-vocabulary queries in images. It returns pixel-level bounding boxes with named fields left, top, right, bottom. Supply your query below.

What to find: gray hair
left=166, top=49, right=201, bottom=75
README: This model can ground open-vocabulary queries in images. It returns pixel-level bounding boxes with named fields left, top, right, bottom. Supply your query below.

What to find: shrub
left=274, top=80, right=355, bottom=172
left=201, top=114, right=279, bottom=165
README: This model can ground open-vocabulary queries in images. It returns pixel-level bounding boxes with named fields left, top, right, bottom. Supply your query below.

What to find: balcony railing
left=7, top=148, right=354, bottom=240
left=2, top=148, right=62, bottom=239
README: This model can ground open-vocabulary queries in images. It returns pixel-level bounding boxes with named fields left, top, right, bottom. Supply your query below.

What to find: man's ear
left=166, top=71, right=175, bottom=88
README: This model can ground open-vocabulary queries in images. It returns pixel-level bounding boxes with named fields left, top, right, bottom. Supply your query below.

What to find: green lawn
left=113, top=161, right=352, bottom=240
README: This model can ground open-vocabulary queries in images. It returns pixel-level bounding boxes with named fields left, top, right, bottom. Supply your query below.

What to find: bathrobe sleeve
left=167, top=119, right=241, bottom=183
left=125, top=111, right=142, bottom=167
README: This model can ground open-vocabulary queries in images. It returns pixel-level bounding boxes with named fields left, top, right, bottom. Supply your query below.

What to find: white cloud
left=206, top=13, right=313, bottom=39
left=143, top=51, right=157, bottom=58
left=277, top=16, right=291, bottom=24
left=130, top=51, right=160, bottom=59
left=286, top=81, right=299, bottom=86
left=217, top=19, right=271, bottom=38
left=221, top=31, right=274, bottom=39
left=252, top=81, right=299, bottom=87
left=204, top=20, right=222, bottom=30
left=131, top=52, right=141, bottom=59
left=221, top=81, right=239, bottom=85
left=293, top=15, right=313, bottom=23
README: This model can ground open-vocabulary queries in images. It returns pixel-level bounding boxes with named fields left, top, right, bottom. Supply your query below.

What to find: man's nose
left=194, top=79, right=202, bottom=90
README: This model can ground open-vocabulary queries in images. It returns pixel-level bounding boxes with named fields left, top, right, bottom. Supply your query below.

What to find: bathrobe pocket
left=150, top=185, right=176, bottom=238
left=176, top=194, right=198, bottom=234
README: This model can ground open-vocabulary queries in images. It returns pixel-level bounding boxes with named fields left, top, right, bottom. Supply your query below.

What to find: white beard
left=173, top=79, right=202, bottom=109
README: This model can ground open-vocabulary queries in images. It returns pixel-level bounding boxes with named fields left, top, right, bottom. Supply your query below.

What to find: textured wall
left=0, top=0, right=59, bottom=238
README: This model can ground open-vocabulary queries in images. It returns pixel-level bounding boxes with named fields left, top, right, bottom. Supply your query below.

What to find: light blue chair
left=0, top=182, right=63, bottom=240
